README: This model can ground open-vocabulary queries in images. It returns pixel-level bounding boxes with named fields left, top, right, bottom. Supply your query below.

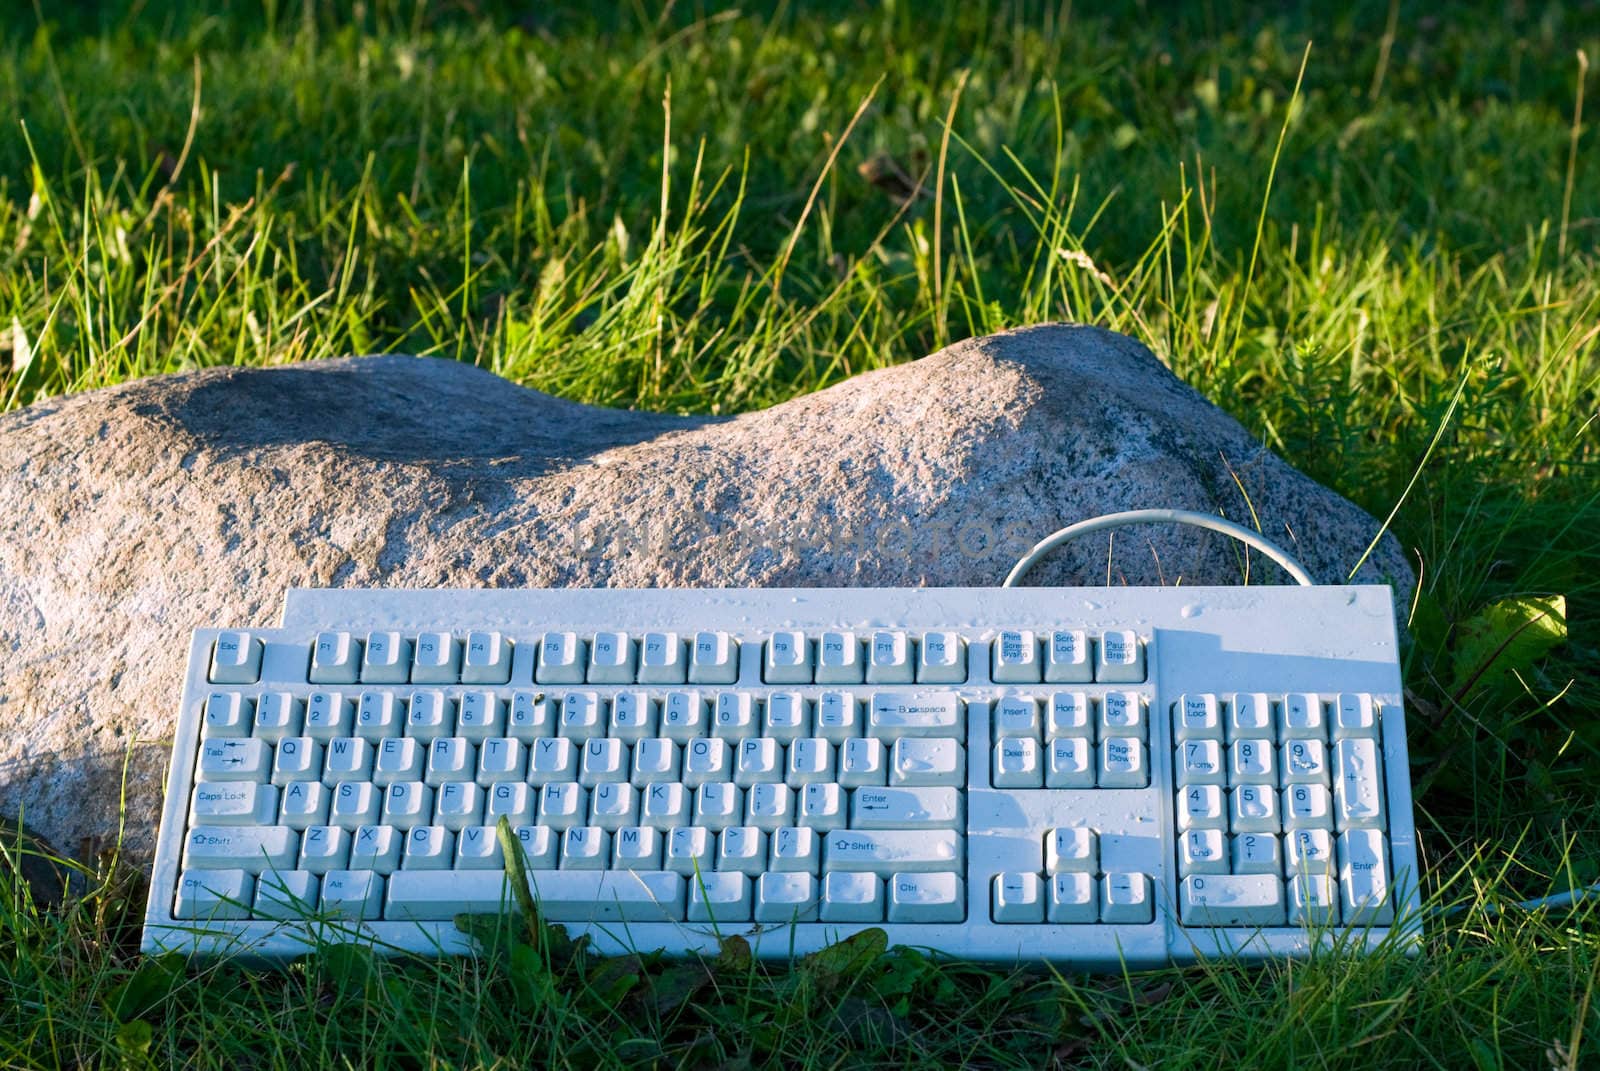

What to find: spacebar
left=386, top=870, right=686, bottom=922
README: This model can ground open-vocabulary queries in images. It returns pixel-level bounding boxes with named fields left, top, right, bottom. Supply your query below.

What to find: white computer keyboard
left=142, top=585, right=1422, bottom=965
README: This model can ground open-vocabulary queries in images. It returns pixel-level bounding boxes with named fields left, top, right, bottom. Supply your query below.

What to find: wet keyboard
left=144, top=585, right=1421, bottom=964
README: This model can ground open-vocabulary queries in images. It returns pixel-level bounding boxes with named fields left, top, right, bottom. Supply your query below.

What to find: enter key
left=850, top=786, right=964, bottom=830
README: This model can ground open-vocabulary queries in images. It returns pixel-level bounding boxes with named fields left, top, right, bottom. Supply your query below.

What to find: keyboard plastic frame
left=143, top=585, right=1422, bottom=965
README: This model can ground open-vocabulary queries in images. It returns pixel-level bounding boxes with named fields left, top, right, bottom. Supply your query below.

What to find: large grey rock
left=0, top=324, right=1411, bottom=869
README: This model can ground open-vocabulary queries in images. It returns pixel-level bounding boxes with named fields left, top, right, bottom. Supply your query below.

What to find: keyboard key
left=826, top=739, right=881, bottom=791
left=1046, top=737, right=1094, bottom=787
left=1099, top=692, right=1145, bottom=741
left=866, top=631, right=914, bottom=684
left=1232, top=832, right=1281, bottom=875
left=322, top=870, right=385, bottom=919
left=1284, top=784, right=1333, bottom=830
left=1229, top=739, right=1275, bottom=785
left=1173, top=692, right=1222, bottom=741
left=799, top=784, right=847, bottom=830
left=406, top=691, right=454, bottom=741
left=537, top=632, right=587, bottom=684
left=614, top=826, right=663, bottom=869
left=279, top=782, right=329, bottom=828
left=1285, top=829, right=1336, bottom=879
left=1227, top=693, right=1274, bottom=741
left=756, top=872, right=819, bottom=922
left=349, top=825, right=403, bottom=872
left=254, top=692, right=304, bottom=742
left=664, top=826, right=713, bottom=874
left=512, top=825, right=558, bottom=869
left=1098, top=737, right=1147, bottom=788
left=824, top=829, right=962, bottom=873
left=638, top=632, right=687, bottom=684
left=325, top=737, right=374, bottom=784
left=411, top=632, right=460, bottom=684
left=764, top=631, right=812, bottom=684
left=183, top=826, right=297, bottom=873
left=299, top=825, right=349, bottom=872
left=310, top=631, right=361, bottom=684
left=458, top=692, right=506, bottom=741
left=270, top=736, right=323, bottom=784
left=330, top=782, right=382, bottom=828
left=714, top=693, right=761, bottom=740
left=1338, top=829, right=1394, bottom=924
left=1046, top=692, right=1092, bottom=740
left=850, top=786, right=963, bottom=830
left=362, top=632, right=412, bottom=684
left=209, top=631, right=262, bottom=685
left=991, top=630, right=1041, bottom=683
left=1179, top=874, right=1285, bottom=927
left=1048, top=872, right=1097, bottom=923
left=816, top=692, right=862, bottom=743
left=821, top=872, right=883, bottom=921
left=1180, top=829, right=1228, bottom=875
left=1333, top=738, right=1385, bottom=829
left=868, top=692, right=961, bottom=739
left=993, top=696, right=1041, bottom=740
left=992, top=872, right=1044, bottom=923
left=374, top=737, right=425, bottom=785
left=1230, top=785, right=1279, bottom=833
left=687, top=872, right=750, bottom=922
left=1095, top=630, right=1144, bottom=683
left=888, top=872, right=964, bottom=922
left=1335, top=693, right=1379, bottom=739
left=558, top=692, right=605, bottom=741
left=1179, top=785, right=1226, bottom=831
left=461, top=630, right=512, bottom=684
left=1177, top=739, right=1225, bottom=786
left=993, top=737, right=1042, bottom=788
left=402, top=825, right=455, bottom=870
left=689, top=631, right=739, bottom=684
left=1044, top=630, right=1092, bottom=683
left=1281, top=738, right=1329, bottom=785
left=1045, top=827, right=1097, bottom=873
left=385, top=870, right=685, bottom=922
left=255, top=870, right=319, bottom=919
left=1281, top=693, right=1325, bottom=738
left=717, top=826, right=767, bottom=874
left=175, top=869, right=254, bottom=920
left=588, top=631, right=636, bottom=684
left=191, top=782, right=279, bottom=827
left=765, top=693, right=810, bottom=741
left=202, top=692, right=252, bottom=739
left=1288, top=873, right=1340, bottom=925
left=199, top=738, right=270, bottom=782
left=918, top=632, right=966, bottom=683
left=561, top=826, right=610, bottom=869
left=1099, top=873, right=1154, bottom=923
left=816, top=631, right=864, bottom=684
left=891, top=738, right=964, bottom=786
left=770, top=827, right=821, bottom=874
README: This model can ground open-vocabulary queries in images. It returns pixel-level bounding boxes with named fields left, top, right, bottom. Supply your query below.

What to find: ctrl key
left=175, top=869, right=254, bottom=920
left=887, top=872, right=964, bottom=922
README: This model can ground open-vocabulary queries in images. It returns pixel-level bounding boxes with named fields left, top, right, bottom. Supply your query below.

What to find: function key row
left=210, top=628, right=1150, bottom=687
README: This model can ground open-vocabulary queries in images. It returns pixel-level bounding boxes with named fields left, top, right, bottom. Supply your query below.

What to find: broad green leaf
left=802, top=927, right=887, bottom=988
left=1449, top=595, right=1567, bottom=700
left=106, top=953, right=183, bottom=1023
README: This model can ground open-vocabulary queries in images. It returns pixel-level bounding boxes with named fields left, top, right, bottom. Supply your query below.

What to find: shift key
left=183, top=826, right=298, bottom=873
left=825, top=829, right=962, bottom=873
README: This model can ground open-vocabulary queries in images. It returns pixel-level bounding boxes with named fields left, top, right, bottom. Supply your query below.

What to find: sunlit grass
left=1, top=1, right=1596, bottom=1066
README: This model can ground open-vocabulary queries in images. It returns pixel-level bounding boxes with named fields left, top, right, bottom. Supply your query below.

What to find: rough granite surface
left=0, top=324, right=1413, bottom=868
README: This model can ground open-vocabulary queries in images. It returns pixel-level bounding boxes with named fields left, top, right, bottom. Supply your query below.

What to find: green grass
left=3, top=0, right=1599, bottom=1066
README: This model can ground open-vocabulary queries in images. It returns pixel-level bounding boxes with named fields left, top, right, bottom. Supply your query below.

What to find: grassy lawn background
left=2, top=1, right=1597, bottom=1066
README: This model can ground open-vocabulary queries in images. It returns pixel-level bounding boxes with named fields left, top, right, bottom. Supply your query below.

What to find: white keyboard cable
left=1003, top=508, right=1317, bottom=588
